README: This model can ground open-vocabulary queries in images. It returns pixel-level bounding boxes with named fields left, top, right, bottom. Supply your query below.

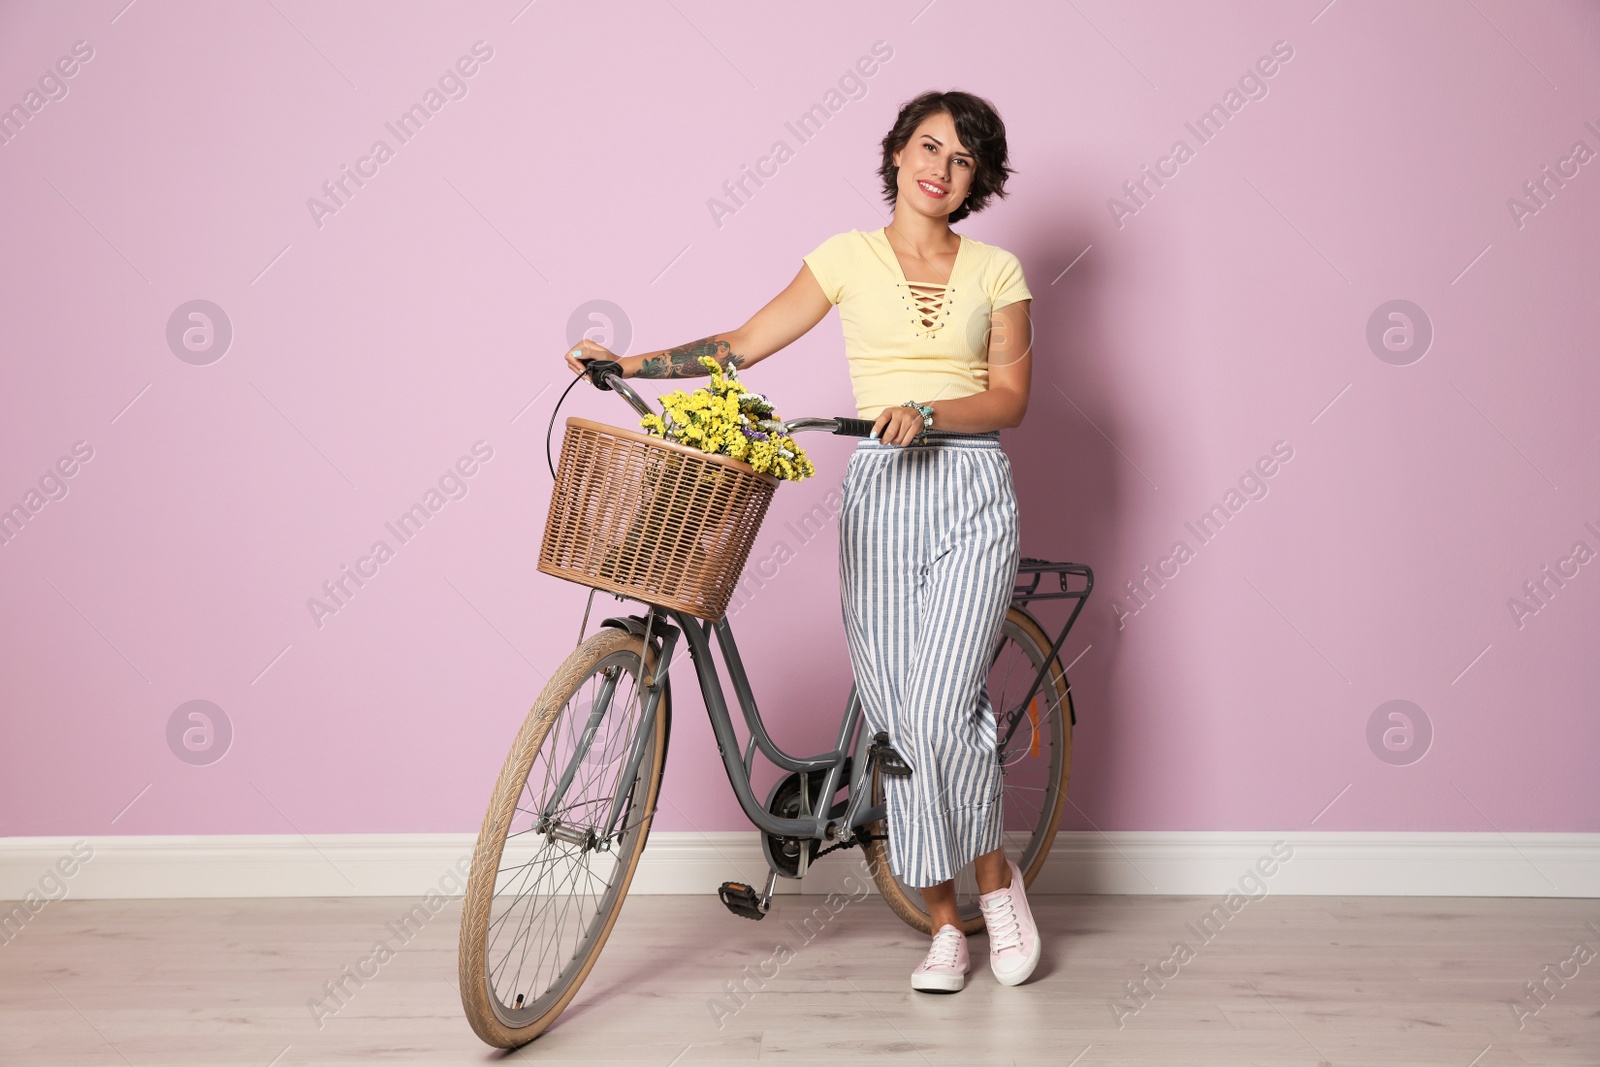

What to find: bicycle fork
left=539, top=610, right=681, bottom=851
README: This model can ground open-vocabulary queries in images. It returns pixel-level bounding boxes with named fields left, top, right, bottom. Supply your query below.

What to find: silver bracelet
left=900, top=400, right=934, bottom=439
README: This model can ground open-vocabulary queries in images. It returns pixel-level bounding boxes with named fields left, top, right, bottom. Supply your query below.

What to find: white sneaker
left=910, top=923, right=969, bottom=993
left=978, top=858, right=1041, bottom=986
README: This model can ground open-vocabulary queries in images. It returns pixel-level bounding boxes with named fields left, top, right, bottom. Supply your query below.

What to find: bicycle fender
left=599, top=613, right=648, bottom=637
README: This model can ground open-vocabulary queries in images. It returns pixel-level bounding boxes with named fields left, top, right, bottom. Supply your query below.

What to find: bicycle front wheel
left=458, top=627, right=669, bottom=1048
left=864, top=605, right=1072, bottom=934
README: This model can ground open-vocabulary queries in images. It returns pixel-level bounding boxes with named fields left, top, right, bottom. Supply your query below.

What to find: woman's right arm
left=564, top=264, right=833, bottom=379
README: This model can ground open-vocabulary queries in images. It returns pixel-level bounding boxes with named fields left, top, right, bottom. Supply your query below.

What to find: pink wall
left=3, top=1, right=1597, bottom=839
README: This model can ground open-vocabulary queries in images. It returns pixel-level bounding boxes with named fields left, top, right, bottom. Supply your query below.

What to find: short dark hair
left=878, top=90, right=1015, bottom=224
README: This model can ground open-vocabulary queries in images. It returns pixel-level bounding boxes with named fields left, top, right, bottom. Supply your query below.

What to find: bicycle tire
left=458, top=627, right=669, bottom=1048
left=863, top=605, right=1072, bottom=935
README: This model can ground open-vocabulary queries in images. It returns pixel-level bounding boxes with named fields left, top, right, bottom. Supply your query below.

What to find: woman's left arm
left=872, top=299, right=1032, bottom=445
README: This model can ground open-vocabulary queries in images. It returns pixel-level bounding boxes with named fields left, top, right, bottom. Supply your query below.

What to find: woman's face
left=891, top=111, right=976, bottom=220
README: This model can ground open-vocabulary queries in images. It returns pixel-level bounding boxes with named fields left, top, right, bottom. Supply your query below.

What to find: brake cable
left=545, top=370, right=589, bottom=481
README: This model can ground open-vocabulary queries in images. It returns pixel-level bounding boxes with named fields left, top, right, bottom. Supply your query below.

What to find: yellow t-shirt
left=803, top=227, right=1033, bottom=420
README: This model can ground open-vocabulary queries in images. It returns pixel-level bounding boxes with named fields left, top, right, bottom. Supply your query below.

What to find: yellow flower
left=636, top=356, right=812, bottom=481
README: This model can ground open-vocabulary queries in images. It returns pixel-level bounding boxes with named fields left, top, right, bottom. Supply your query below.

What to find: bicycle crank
left=758, top=763, right=853, bottom=880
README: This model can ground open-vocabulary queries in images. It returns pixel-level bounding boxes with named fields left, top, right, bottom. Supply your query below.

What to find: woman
left=564, top=90, right=1039, bottom=993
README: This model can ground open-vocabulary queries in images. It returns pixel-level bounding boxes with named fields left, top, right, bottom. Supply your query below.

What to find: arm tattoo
left=635, top=336, right=748, bottom=379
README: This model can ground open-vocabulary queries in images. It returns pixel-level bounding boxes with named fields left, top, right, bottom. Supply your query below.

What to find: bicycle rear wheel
left=458, top=627, right=669, bottom=1048
left=864, top=605, right=1072, bottom=935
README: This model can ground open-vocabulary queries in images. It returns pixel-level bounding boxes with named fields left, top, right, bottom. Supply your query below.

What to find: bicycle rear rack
left=1009, top=557, right=1093, bottom=728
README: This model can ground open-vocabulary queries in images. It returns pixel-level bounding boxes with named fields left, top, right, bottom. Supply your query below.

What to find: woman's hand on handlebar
left=563, top=339, right=624, bottom=377
left=871, top=404, right=927, bottom=447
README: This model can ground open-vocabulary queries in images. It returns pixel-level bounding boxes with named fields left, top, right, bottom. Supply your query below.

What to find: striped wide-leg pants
left=838, top=429, right=1021, bottom=889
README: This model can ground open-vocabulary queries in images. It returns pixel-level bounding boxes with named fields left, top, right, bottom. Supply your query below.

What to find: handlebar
left=580, top=358, right=874, bottom=437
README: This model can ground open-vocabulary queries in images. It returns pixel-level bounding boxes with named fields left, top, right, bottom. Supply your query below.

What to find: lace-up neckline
left=880, top=227, right=966, bottom=339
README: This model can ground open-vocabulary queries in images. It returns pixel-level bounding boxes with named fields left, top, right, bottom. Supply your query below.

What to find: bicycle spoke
left=498, top=839, right=588, bottom=994
left=473, top=642, right=661, bottom=1025
left=511, top=841, right=589, bottom=999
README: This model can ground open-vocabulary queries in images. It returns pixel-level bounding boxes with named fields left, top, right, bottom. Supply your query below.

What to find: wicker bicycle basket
left=538, top=417, right=781, bottom=620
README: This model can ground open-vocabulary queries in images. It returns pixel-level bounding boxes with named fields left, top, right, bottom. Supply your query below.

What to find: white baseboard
left=2, top=831, right=1597, bottom=902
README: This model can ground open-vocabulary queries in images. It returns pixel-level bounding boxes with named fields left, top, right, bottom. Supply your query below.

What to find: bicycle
left=457, top=360, right=1093, bottom=1048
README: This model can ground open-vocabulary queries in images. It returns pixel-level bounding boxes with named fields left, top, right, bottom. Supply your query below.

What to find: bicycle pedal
left=717, top=881, right=768, bottom=921
left=869, top=731, right=913, bottom=777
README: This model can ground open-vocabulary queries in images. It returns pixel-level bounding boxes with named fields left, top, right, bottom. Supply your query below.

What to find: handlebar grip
left=832, top=417, right=876, bottom=437
left=582, top=359, right=623, bottom=391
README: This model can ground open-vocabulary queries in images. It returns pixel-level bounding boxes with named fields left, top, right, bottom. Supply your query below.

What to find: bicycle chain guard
left=758, top=762, right=853, bottom=879
left=760, top=772, right=822, bottom=879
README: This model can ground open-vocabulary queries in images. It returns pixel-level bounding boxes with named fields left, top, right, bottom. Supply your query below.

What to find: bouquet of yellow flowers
left=638, top=355, right=815, bottom=482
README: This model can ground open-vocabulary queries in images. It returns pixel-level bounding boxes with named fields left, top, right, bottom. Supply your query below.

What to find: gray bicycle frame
left=542, top=592, right=884, bottom=849
left=679, top=608, right=885, bottom=841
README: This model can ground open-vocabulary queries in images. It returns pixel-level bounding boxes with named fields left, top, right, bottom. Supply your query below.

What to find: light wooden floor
left=3, top=891, right=1597, bottom=1065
